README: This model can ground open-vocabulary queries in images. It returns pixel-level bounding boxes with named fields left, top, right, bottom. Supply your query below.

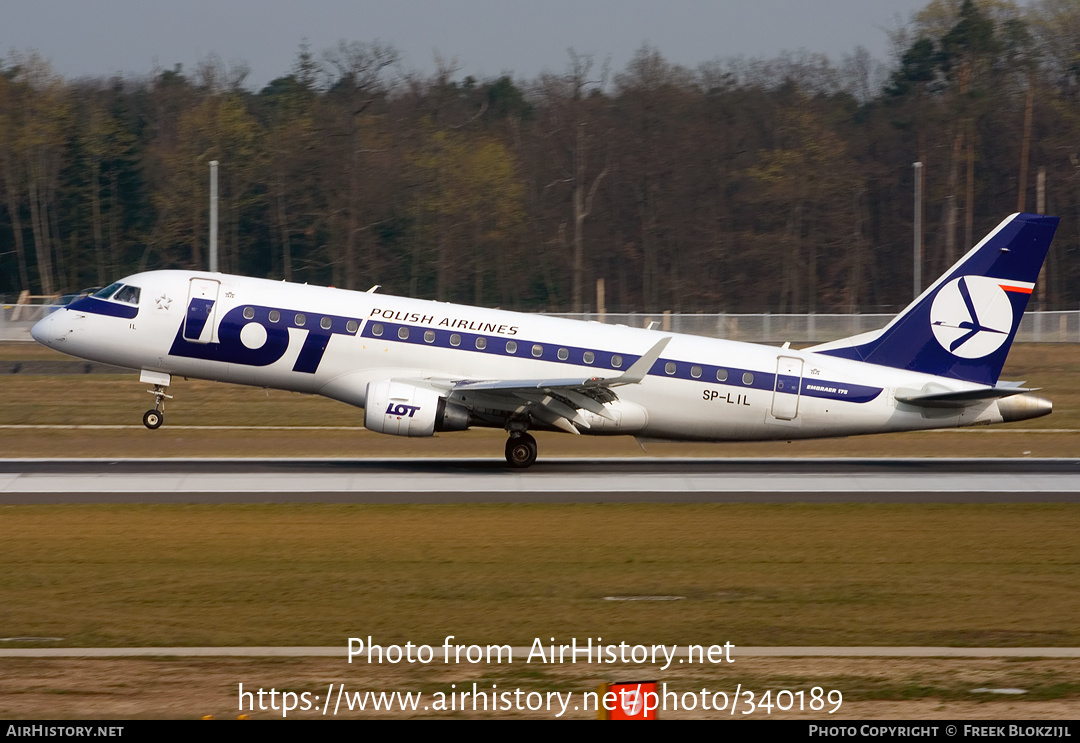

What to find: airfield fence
left=541, top=311, right=1080, bottom=344
left=4, top=302, right=1080, bottom=344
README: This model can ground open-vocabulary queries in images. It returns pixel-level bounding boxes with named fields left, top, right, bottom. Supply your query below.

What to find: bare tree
left=537, top=50, right=609, bottom=312
left=322, top=41, right=398, bottom=289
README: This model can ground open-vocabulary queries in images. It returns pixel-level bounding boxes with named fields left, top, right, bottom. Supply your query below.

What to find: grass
left=1, top=503, right=1078, bottom=648
left=3, top=656, right=1078, bottom=719
left=0, top=342, right=1077, bottom=458
left=1, top=343, right=1078, bottom=719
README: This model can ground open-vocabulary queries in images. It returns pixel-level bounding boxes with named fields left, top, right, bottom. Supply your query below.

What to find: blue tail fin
left=809, top=213, right=1059, bottom=385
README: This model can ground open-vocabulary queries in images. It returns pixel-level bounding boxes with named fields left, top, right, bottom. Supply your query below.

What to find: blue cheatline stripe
left=183, top=297, right=215, bottom=339
left=66, top=295, right=139, bottom=320
left=170, top=303, right=361, bottom=372
left=360, top=320, right=881, bottom=404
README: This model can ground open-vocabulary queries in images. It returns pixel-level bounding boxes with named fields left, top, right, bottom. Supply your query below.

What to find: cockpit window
left=112, top=285, right=141, bottom=305
left=93, top=283, right=123, bottom=299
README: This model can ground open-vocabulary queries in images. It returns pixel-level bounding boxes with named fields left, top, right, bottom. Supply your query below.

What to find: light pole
left=913, top=161, right=923, bottom=299
left=209, top=160, right=219, bottom=272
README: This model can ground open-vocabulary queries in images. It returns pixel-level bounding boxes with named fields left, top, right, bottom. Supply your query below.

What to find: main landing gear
left=505, top=431, right=538, bottom=469
left=140, top=370, right=172, bottom=430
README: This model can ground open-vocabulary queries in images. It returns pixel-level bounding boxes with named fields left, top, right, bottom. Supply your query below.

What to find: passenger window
left=611, top=355, right=623, bottom=368
left=295, top=313, right=306, bottom=327
left=450, top=334, right=461, bottom=347
left=476, top=337, right=487, bottom=350
left=742, top=372, right=754, bottom=385
left=346, top=320, right=358, bottom=333
left=583, top=351, right=595, bottom=365
left=506, top=341, right=518, bottom=354
left=243, top=307, right=255, bottom=320
left=424, top=330, right=435, bottom=343
left=269, top=310, right=281, bottom=323
left=532, top=344, right=543, bottom=357
left=716, top=368, right=728, bottom=382
left=398, top=326, right=410, bottom=340
left=321, top=316, right=332, bottom=330
left=665, top=362, right=676, bottom=375
left=557, top=348, right=569, bottom=361
left=113, top=285, right=141, bottom=304
left=372, top=323, right=383, bottom=337
left=691, top=365, right=702, bottom=379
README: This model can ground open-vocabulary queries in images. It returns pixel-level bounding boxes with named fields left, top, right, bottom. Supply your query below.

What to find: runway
left=1, top=457, right=1078, bottom=503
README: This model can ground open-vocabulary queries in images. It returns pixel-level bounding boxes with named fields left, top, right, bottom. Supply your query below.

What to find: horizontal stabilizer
left=895, top=384, right=1038, bottom=408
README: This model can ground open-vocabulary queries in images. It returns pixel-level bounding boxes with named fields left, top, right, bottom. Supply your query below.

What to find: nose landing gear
left=505, top=432, right=537, bottom=469
left=140, top=370, right=172, bottom=430
left=142, top=408, right=164, bottom=429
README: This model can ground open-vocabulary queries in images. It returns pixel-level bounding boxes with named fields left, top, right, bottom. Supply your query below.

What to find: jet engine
left=363, top=380, right=470, bottom=436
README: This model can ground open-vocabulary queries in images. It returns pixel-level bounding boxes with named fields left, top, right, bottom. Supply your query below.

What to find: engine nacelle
left=363, top=380, right=470, bottom=437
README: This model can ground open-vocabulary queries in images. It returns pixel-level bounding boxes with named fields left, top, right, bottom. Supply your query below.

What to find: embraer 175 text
left=32, top=213, right=1058, bottom=468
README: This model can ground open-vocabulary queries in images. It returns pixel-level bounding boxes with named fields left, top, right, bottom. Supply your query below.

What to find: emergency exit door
left=183, top=277, right=220, bottom=343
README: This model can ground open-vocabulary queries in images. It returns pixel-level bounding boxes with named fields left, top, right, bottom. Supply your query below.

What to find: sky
left=4, top=0, right=932, bottom=89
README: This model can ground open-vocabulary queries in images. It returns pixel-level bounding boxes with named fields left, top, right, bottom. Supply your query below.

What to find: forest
left=1, top=0, right=1078, bottom=314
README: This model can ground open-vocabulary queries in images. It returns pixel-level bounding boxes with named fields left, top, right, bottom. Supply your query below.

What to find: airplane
left=30, top=212, right=1058, bottom=468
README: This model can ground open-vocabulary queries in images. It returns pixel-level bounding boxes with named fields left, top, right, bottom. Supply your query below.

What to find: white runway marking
left=0, top=425, right=365, bottom=430
left=1, top=469, right=1076, bottom=493
left=0, top=425, right=1077, bottom=432
left=2, top=646, right=1078, bottom=658
left=2, top=458, right=1076, bottom=502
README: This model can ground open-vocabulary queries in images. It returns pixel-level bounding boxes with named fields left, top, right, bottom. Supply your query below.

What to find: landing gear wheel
left=142, top=377, right=172, bottom=430
left=505, top=432, right=537, bottom=469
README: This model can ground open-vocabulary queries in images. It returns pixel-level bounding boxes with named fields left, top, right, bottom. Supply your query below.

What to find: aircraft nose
left=30, top=311, right=61, bottom=348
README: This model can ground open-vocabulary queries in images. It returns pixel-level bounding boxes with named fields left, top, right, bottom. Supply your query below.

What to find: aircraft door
left=771, top=356, right=804, bottom=420
left=184, top=278, right=220, bottom=343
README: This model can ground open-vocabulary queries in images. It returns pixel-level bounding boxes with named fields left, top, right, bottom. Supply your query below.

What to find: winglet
left=610, top=337, right=671, bottom=385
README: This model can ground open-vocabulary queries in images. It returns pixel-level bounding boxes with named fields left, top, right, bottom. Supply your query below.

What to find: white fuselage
left=31, top=270, right=1036, bottom=441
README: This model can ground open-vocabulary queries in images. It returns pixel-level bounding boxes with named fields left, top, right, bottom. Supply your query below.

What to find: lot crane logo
left=929, top=275, right=1018, bottom=359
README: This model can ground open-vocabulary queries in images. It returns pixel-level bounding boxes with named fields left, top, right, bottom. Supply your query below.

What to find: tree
left=322, top=40, right=398, bottom=289
left=7, top=52, right=72, bottom=294
left=151, top=87, right=261, bottom=271
left=411, top=126, right=524, bottom=304
left=77, top=92, right=135, bottom=285
left=535, top=51, right=610, bottom=312
left=747, top=100, right=862, bottom=312
left=0, top=65, right=30, bottom=292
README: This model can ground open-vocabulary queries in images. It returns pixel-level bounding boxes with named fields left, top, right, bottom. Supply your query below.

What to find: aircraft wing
left=433, top=337, right=671, bottom=434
